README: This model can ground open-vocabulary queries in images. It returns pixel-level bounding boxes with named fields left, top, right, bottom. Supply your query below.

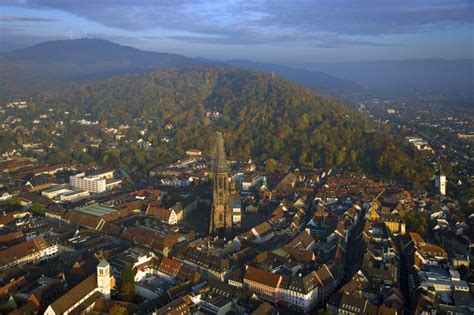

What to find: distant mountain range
left=225, top=59, right=362, bottom=94
left=1, top=38, right=472, bottom=100
left=304, top=59, right=474, bottom=96
left=0, top=38, right=202, bottom=97
left=0, top=38, right=359, bottom=98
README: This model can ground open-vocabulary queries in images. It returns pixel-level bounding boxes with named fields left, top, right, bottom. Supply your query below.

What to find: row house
left=243, top=265, right=321, bottom=312
left=146, top=205, right=179, bottom=225
left=243, top=266, right=282, bottom=303
left=280, top=272, right=319, bottom=312
left=172, top=247, right=231, bottom=281
left=0, top=237, right=59, bottom=271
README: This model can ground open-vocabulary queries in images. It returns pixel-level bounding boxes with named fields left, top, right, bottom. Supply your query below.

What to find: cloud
left=253, top=0, right=474, bottom=36
left=3, top=0, right=473, bottom=47
left=168, top=32, right=397, bottom=48
left=0, top=26, right=24, bottom=33
left=0, top=15, right=59, bottom=22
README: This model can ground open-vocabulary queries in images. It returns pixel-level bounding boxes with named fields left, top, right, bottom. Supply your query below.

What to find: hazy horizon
left=3, top=37, right=474, bottom=65
left=1, top=1, right=473, bottom=63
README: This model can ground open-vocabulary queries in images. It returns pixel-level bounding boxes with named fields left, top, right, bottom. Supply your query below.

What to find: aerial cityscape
left=0, top=1, right=473, bottom=315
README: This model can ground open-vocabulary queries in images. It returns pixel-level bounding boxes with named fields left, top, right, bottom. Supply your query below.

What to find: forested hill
left=226, top=59, right=361, bottom=94
left=36, top=66, right=431, bottom=182
left=0, top=38, right=359, bottom=99
left=0, top=38, right=203, bottom=97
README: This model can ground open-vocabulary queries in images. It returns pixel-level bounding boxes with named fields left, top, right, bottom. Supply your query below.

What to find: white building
left=439, top=174, right=447, bottom=196
left=231, top=195, right=242, bottom=228
left=242, top=173, right=266, bottom=191
left=42, top=185, right=74, bottom=199
left=280, top=275, right=320, bottom=313
left=42, top=185, right=91, bottom=202
left=0, top=191, right=12, bottom=201
left=69, top=170, right=120, bottom=193
left=250, top=222, right=275, bottom=244
left=243, top=266, right=320, bottom=313
left=435, top=169, right=447, bottom=196
left=70, top=173, right=106, bottom=193
left=59, top=190, right=90, bottom=202
left=186, top=149, right=202, bottom=156
left=97, top=259, right=111, bottom=299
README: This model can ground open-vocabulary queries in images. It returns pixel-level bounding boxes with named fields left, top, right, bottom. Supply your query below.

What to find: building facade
left=70, top=173, right=106, bottom=193
left=0, top=237, right=59, bottom=271
left=69, top=169, right=119, bottom=193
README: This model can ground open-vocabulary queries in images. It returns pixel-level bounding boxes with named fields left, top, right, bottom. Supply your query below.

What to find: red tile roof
left=146, top=206, right=173, bottom=222
left=244, top=266, right=282, bottom=288
left=48, top=274, right=98, bottom=314
left=286, top=230, right=314, bottom=249
left=0, top=237, right=49, bottom=268
left=159, top=257, right=183, bottom=277
left=409, top=232, right=425, bottom=245
left=0, top=214, right=15, bottom=226
left=0, top=231, right=24, bottom=244
left=419, top=244, right=447, bottom=257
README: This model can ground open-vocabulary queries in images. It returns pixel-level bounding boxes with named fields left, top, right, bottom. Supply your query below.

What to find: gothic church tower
left=209, top=132, right=233, bottom=237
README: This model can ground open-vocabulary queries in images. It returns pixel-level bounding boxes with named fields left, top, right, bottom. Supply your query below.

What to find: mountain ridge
left=225, top=59, right=362, bottom=94
left=0, top=38, right=360, bottom=98
left=0, top=38, right=204, bottom=97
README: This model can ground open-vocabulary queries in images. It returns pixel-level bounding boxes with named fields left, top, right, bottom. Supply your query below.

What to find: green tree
left=30, top=203, right=45, bottom=216
left=405, top=211, right=430, bottom=239
left=265, top=159, right=278, bottom=173
left=120, top=264, right=135, bottom=302
left=110, top=304, right=129, bottom=315
left=103, top=148, right=121, bottom=169
left=162, top=194, right=182, bottom=208
left=47, top=150, right=71, bottom=165
left=0, top=198, right=22, bottom=212
left=27, top=67, right=432, bottom=183
left=203, top=116, right=211, bottom=127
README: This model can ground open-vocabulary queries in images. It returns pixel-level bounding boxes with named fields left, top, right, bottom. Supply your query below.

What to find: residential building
left=435, top=168, right=447, bottom=196
left=0, top=237, right=59, bottom=271
left=146, top=206, right=178, bottom=225
left=243, top=266, right=282, bottom=303
left=69, top=169, right=120, bottom=193
left=231, top=194, right=242, bottom=228
left=186, top=149, right=202, bottom=156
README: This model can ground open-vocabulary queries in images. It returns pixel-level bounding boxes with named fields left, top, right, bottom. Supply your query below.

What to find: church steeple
left=209, top=132, right=233, bottom=237
left=97, top=259, right=111, bottom=299
left=212, top=131, right=228, bottom=174
left=435, top=164, right=447, bottom=196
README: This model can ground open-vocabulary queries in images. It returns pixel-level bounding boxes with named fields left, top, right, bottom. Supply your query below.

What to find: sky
left=1, top=0, right=473, bottom=63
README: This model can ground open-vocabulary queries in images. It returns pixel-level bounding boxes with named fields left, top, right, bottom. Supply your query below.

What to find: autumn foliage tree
left=119, top=264, right=135, bottom=302
left=31, top=67, right=431, bottom=183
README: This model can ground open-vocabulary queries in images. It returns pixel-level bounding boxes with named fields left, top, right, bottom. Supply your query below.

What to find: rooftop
left=76, top=204, right=116, bottom=217
left=244, top=266, right=282, bottom=288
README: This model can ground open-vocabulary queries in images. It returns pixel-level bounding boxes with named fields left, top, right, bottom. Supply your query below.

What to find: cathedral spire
left=209, top=132, right=233, bottom=237
left=212, top=132, right=228, bottom=174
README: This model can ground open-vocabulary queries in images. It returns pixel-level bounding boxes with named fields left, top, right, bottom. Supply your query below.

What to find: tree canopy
left=30, top=66, right=432, bottom=182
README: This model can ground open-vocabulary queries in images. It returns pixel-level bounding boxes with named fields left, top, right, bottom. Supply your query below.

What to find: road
left=397, top=238, right=412, bottom=313
left=343, top=205, right=367, bottom=282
